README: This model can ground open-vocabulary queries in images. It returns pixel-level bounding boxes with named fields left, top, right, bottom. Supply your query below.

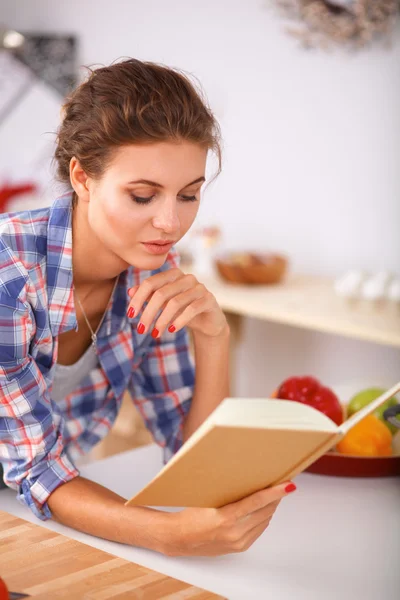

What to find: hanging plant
left=274, top=0, right=400, bottom=49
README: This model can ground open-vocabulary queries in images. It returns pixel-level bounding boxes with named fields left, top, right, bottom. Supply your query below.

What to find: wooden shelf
left=196, top=272, right=400, bottom=348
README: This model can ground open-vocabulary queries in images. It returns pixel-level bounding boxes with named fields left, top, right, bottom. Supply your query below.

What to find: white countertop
left=1, top=444, right=399, bottom=600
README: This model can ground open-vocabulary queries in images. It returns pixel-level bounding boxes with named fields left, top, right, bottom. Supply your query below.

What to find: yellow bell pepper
left=337, top=414, right=392, bottom=457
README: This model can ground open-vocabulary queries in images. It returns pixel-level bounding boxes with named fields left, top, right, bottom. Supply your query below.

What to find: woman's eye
left=131, top=193, right=198, bottom=204
left=179, top=195, right=197, bottom=202
left=132, top=195, right=155, bottom=204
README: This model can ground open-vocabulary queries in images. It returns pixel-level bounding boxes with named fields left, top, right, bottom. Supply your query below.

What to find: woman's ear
left=69, top=157, right=91, bottom=202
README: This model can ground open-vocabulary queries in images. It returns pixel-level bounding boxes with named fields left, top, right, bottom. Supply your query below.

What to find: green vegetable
left=347, top=388, right=399, bottom=435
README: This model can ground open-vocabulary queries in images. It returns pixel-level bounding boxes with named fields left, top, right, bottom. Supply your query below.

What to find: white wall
left=2, top=0, right=399, bottom=399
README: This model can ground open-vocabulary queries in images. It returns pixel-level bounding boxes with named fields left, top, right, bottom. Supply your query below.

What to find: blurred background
left=1, top=1, right=399, bottom=452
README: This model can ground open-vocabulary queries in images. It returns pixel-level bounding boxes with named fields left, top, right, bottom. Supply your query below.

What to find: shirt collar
left=46, top=193, right=132, bottom=340
left=46, top=193, right=77, bottom=338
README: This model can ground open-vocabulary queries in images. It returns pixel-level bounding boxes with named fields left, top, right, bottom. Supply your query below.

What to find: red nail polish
left=127, top=307, right=135, bottom=319
left=285, top=483, right=297, bottom=493
left=151, top=328, right=159, bottom=338
left=168, top=325, right=176, bottom=333
left=137, top=322, right=145, bottom=334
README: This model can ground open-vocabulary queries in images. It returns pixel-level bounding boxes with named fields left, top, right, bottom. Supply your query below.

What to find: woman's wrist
left=192, top=321, right=230, bottom=345
left=183, top=320, right=230, bottom=442
left=133, top=509, right=181, bottom=555
left=47, top=476, right=180, bottom=554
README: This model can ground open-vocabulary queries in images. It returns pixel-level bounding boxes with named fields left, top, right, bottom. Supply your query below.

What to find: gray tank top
left=51, top=344, right=99, bottom=402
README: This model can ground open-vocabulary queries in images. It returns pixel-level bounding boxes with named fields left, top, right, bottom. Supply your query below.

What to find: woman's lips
left=141, top=241, right=174, bottom=255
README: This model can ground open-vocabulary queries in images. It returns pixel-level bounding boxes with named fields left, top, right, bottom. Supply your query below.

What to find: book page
left=213, top=398, right=338, bottom=432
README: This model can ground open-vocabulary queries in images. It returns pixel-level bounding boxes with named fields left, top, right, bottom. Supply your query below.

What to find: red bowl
left=306, top=452, right=400, bottom=478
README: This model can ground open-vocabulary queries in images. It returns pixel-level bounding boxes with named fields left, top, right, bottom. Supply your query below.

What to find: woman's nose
left=152, top=199, right=180, bottom=233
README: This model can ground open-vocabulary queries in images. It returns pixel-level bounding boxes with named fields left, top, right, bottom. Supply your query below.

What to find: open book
left=126, top=382, right=400, bottom=509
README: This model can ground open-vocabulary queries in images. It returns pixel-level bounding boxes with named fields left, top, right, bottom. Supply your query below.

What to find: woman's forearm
left=47, top=475, right=171, bottom=552
left=183, top=324, right=230, bottom=441
left=45, top=326, right=229, bottom=548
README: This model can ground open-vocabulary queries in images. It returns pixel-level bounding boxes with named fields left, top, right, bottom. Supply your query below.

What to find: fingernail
left=285, top=483, right=297, bottom=493
left=151, top=328, right=159, bottom=339
left=168, top=324, right=176, bottom=333
left=127, top=307, right=135, bottom=319
left=137, top=322, right=145, bottom=334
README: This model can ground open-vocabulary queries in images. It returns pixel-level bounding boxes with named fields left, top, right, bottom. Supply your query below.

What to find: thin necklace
left=73, top=276, right=119, bottom=352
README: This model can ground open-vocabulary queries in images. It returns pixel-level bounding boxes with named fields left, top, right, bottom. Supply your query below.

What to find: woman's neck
left=71, top=199, right=128, bottom=291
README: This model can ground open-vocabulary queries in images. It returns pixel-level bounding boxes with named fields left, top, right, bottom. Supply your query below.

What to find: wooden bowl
left=215, top=253, right=288, bottom=285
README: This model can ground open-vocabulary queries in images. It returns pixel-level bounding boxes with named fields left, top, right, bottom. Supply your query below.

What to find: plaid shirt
left=0, top=194, right=195, bottom=520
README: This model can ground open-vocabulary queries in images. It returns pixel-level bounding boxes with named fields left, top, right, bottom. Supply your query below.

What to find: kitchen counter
left=1, top=444, right=399, bottom=600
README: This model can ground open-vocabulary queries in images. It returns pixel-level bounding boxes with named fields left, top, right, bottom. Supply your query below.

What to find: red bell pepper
left=277, top=376, right=343, bottom=425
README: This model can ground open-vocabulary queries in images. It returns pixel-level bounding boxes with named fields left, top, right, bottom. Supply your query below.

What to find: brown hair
left=55, top=58, right=222, bottom=193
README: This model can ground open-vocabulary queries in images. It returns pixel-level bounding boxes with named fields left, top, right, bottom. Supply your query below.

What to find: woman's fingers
left=132, top=276, right=200, bottom=335
left=238, top=516, right=274, bottom=552
left=126, top=268, right=184, bottom=319
left=165, top=293, right=214, bottom=333
left=228, top=502, right=281, bottom=554
left=227, top=481, right=296, bottom=521
left=153, top=286, right=211, bottom=336
left=125, top=266, right=227, bottom=339
left=239, top=499, right=280, bottom=525
left=201, top=484, right=296, bottom=555
left=236, top=499, right=280, bottom=536
left=126, top=271, right=212, bottom=337
left=169, top=490, right=290, bottom=557
left=127, top=285, right=139, bottom=298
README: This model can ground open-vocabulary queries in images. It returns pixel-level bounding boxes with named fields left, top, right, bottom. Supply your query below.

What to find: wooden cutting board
left=0, top=511, right=226, bottom=599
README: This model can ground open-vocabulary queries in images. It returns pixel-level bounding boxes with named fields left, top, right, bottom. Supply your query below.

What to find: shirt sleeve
left=128, top=326, right=195, bottom=464
left=0, top=292, right=79, bottom=520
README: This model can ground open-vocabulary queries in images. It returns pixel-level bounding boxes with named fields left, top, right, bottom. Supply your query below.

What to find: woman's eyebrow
left=128, top=176, right=206, bottom=188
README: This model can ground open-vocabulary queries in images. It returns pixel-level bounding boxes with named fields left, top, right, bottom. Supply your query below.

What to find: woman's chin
left=124, top=249, right=167, bottom=271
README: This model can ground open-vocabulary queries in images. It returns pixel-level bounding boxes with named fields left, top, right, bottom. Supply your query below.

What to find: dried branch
left=274, top=0, right=400, bottom=48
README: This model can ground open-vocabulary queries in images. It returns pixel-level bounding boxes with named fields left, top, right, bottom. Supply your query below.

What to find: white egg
left=361, top=276, right=386, bottom=301
left=392, top=430, right=400, bottom=456
left=334, top=270, right=365, bottom=298
left=387, top=278, right=400, bottom=302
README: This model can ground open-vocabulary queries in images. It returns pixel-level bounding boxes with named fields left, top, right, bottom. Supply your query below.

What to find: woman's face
left=86, top=141, right=207, bottom=271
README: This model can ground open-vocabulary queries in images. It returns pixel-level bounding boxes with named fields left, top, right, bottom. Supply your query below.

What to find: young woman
left=0, top=59, right=296, bottom=557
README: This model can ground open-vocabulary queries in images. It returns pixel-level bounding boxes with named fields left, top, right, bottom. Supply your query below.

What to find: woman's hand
left=160, top=481, right=297, bottom=557
left=127, top=268, right=227, bottom=339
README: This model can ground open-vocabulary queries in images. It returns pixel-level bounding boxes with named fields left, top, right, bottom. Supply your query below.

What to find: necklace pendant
left=91, top=333, right=98, bottom=351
